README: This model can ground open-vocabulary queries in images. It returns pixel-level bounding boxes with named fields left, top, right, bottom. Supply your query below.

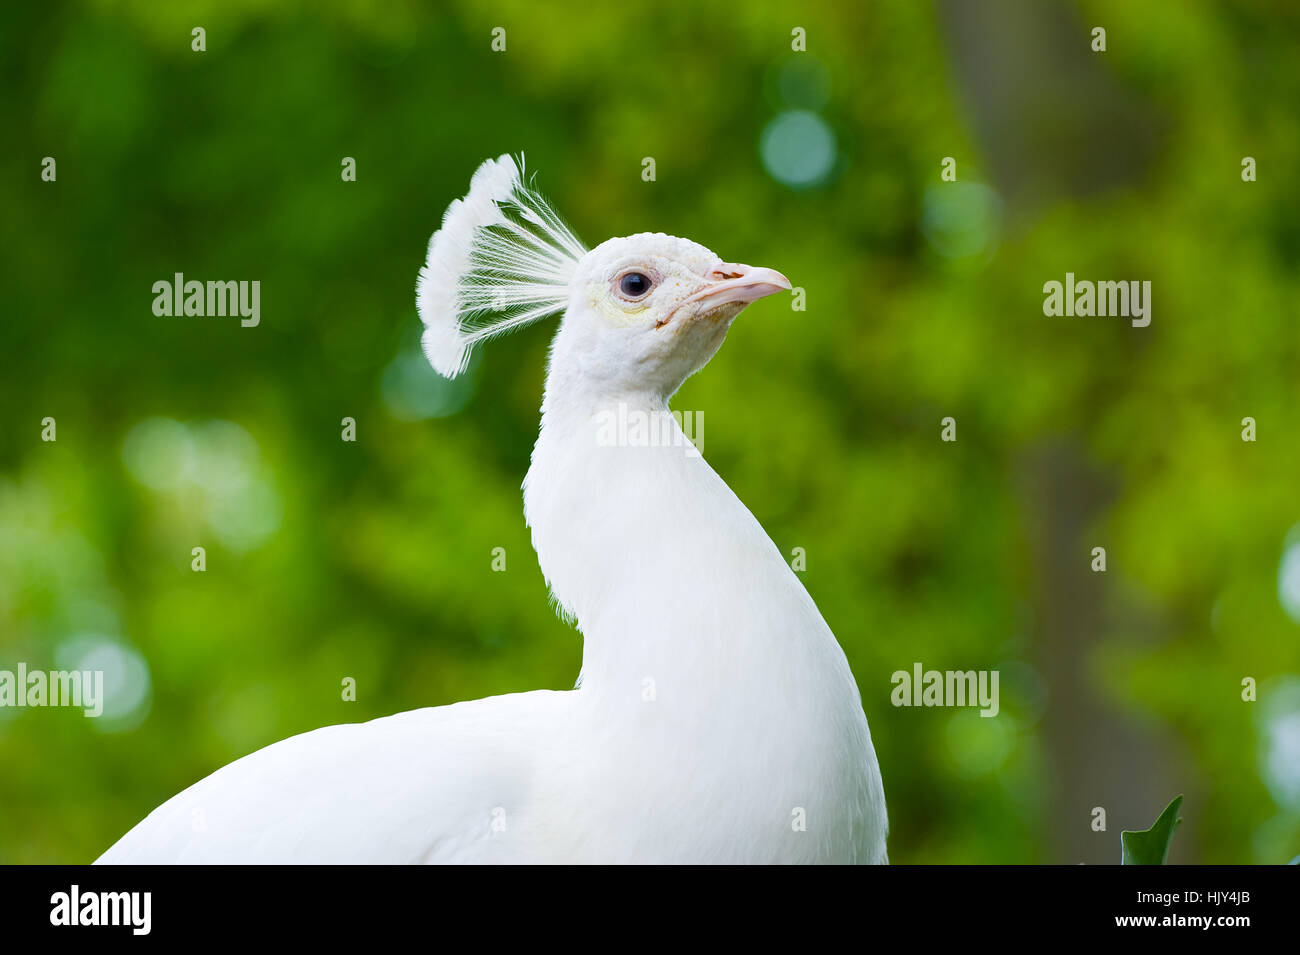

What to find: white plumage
left=416, top=155, right=585, bottom=377
left=97, top=155, right=888, bottom=864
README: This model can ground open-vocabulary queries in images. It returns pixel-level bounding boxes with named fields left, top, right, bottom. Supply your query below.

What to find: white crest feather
left=416, top=154, right=586, bottom=378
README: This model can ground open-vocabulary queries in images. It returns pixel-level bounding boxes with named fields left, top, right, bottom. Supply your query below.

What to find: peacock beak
left=687, top=263, right=792, bottom=312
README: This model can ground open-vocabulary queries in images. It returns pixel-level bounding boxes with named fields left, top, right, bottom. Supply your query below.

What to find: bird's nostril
left=711, top=269, right=744, bottom=280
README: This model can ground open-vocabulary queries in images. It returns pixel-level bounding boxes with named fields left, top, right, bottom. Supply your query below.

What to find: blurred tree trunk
left=1018, top=444, right=1181, bottom=863
left=936, top=0, right=1183, bottom=862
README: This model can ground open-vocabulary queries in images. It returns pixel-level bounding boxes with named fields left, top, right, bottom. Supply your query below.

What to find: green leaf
left=1121, top=795, right=1183, bottom=865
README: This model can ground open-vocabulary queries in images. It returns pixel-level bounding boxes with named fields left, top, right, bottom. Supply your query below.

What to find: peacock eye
left=618, top=272, right=653, bottom=299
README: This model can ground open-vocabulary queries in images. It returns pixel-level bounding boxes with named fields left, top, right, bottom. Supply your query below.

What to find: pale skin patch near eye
left=588, top=285, right=652, bottom=325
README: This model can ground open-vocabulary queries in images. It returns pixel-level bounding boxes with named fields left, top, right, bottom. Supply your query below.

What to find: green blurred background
left=2, top=0, right=1298, bottom=864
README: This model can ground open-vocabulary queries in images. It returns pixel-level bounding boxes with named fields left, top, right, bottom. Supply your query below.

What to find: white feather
left=416, top=154, right=585, bottom=378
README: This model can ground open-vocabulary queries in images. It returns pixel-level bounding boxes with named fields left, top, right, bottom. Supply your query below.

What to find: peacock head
left=416, top=155, right=789, bottom=398
left=559, top=232, right=789, bottom=396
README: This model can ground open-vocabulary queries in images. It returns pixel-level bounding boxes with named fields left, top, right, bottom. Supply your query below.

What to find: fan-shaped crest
left=416, top=154, right=586, bottom=378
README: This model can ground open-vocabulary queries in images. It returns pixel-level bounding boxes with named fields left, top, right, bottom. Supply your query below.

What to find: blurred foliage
left=1, top=0, right=1298, bottom=863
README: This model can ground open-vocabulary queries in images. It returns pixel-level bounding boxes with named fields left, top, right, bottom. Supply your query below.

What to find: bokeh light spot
left=382, top=348, right=476, bottom=420
left=122, top=419, right=281, bottom=551
left=921, top=182, right=1002, bottom=265
left=55, top=634, right=152, bottom=733
left=761, top=110, right=836, bottom=188
left=1258, top=676, right=1300, bottom=811
left=122, top=418, right=196, bottom=490
left=946, top=708, right=1016, bottom=777
left=1276, top=525, right=1300, bottom=624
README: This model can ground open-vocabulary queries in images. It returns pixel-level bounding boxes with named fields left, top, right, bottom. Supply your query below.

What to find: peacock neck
left=524, top=382, right=729, bottom=690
